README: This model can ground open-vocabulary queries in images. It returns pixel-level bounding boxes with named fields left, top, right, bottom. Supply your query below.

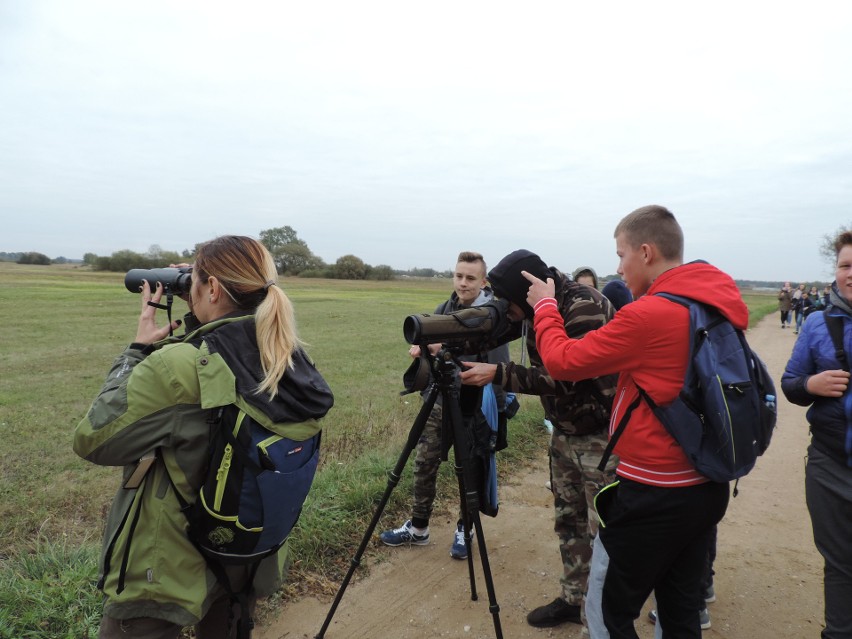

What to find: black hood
left=203, top=318, right=334, bottom=423
left=488, top=249, right=555, bottom=319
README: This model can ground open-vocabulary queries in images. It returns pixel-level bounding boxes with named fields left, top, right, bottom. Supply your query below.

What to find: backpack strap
left=654, top=292, right=691, bottom=308
left=824, top=311, right=850, bottom=373
left=205, top=559, right=260, bottom=638
left=164, top=405, right=264, bottom=638
left=598, top=393, right=642, bottom=472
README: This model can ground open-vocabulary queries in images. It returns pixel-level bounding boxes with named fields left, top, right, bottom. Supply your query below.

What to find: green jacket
left=73, top=315, right=333, bottom=626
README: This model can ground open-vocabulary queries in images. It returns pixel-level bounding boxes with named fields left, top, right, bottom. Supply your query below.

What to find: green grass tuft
left=0, top=537, right=101, bottom=638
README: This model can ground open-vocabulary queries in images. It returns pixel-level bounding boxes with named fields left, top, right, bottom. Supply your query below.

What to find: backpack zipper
left=257, top=434, right=283, bottom=457
left=213, top=445, right=233, bottom=512
left=212, top=411, right=246, bottom=511
left=716, top=374, right=735, bottom=462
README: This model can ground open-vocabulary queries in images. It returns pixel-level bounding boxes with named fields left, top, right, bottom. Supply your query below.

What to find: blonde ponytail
left=193, top=235, right=302, bottom=399
left=255, top=284, right=301, bottom=398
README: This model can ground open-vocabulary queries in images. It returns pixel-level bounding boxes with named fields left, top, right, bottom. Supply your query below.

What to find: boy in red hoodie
left=523, top=205, right=740, bottom=639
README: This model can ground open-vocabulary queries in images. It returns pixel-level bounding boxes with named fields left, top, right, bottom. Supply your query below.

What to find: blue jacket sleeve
left=781, top=316, right=819, bottom=406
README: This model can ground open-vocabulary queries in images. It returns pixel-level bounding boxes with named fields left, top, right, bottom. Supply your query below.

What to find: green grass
left=741, top=291, right=780, bottom=328
left=0, top=536, right=101, bottom=638
left=0, top=263, right=778, bottom=636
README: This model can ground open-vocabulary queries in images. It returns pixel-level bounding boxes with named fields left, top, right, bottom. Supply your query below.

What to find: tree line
left=9, top=222, right=847, bottom=281
left=6, top=226, right=414, bottom=281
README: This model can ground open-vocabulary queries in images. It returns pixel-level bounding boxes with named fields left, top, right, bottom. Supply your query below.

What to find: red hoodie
left=532, top=261, right=749, bottom=487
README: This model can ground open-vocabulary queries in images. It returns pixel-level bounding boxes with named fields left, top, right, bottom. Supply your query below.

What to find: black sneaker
left=526, top=597, right=581, bottom=627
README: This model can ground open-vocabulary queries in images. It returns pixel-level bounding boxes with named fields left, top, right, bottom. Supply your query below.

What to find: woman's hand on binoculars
left=459, top=362, right=497, bottom=386
left=134, top=280, right=182, bottom=345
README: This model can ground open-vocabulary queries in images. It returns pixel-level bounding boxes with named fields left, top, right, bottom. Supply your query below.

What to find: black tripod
left=316, top=347, right=503, bottom=638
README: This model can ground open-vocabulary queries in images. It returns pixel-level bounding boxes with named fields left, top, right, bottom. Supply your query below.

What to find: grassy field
left=0, top=263, right=778, bottom=637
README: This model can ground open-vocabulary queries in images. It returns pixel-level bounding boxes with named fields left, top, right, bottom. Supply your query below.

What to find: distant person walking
left=778, top=282, right=793, bottom=329
left=793, top=290, right=814, bottom=334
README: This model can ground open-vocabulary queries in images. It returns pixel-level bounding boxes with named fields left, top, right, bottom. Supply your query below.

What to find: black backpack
left=601, top=294, right=777, bottom=489
left=175, top=404, right=321, bottom=637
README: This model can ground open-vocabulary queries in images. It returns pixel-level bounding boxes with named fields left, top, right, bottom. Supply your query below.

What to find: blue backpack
left=602, top=293, right=777, bottom=487
left=174, top=404, right=321, bottom=638
left=186, top=404, right=321, bottom=562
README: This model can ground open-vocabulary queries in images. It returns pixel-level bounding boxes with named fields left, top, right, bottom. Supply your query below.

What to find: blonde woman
left=75, top=235, right=334, bottom=638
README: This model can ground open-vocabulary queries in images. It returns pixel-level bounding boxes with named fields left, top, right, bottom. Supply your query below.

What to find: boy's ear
left=640, top=243, right=656, bottom=264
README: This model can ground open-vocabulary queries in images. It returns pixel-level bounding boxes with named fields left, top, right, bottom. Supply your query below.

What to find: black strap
left=206, top=557, right=260, bottom=638
left=598, top=393, right=642, bottom=472
left=98, top=487, right=138, bottom=591
left=147, top=290, right=176, bottom=336
left=825, top=312, right=849, bottom=373
left=172, top=406, right=265, bottom=637
left=116, top=477, right=148, bottom=594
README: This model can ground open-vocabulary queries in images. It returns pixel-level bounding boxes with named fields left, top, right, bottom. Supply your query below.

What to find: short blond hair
left=614, top=205, right=684, bottom=261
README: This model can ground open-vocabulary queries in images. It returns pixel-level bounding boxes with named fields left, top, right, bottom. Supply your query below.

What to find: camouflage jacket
left=493, top=269, right=617, bottom=435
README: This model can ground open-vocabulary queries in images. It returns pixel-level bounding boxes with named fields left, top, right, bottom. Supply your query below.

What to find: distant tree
left=83, top=253, right=98, bottom=266
left=408, top=267, right=438, bottom=278
left=277, top=242, right=325, bottom=275
left=181, top=249, right=194, bottom=259
left=260, top=226, right=302, bottom=248
left=145, top=244, right=182, bottom=266
left=93, top=249, right=149, bottom=272
left=368, top=264, right=395, bottom=281
left=17, top=252, right=51, bottom=265
left=300, top=267, right=336, bottom=278
left=820, top=223, right=852, bottom=269
left=259, top=226, right=323, bottom=274
left=334, top=254, right=368, bottom=280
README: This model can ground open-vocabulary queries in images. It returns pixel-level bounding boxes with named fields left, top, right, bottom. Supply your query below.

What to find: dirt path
left=256, top=315, right=825, bottom=639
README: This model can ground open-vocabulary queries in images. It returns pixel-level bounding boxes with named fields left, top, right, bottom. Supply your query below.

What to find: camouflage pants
left=550, top=429, right=618, bottom=606
left=411, top=404, right=446, bottom=524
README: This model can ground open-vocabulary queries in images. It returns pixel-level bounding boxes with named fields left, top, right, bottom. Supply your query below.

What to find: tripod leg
left=468, top=509, right=503, bottom=639
left=453, top=461, right=478, bottom=601
left=444, top=387, right=504, bottom=639
left=315, top=385, right=439, bottom=639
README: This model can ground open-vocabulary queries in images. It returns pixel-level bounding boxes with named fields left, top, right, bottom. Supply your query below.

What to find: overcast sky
left=2, top=1, right=850, bottom=281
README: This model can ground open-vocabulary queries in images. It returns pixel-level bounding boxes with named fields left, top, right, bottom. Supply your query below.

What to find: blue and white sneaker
left=450, top=522, right=474, bottom=559
left=379, top=520, right=430, bottom=547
